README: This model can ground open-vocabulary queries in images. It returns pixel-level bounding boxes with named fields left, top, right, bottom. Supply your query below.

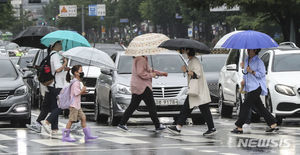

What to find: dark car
left=0, top=56, right=32, bottom=126
left=197, top=54, right=228, bottom=105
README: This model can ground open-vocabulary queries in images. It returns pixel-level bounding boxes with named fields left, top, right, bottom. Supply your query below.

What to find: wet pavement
left=0, top=109, right=299, bottom=155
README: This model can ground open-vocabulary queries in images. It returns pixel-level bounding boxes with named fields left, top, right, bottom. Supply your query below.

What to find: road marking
left=220, top=153, right=240, bottom=155
left=0, top=145, right=7, bottom=149
left=179, top=129, right=203, bottom=136
left=101, top=131, right=147, bottom=137
left=0, top=134, right=15, bottom=140
left=200, top=150, right=218, bottom=153
left=31, top=139, right=78, bottom=146
left=101, top=137, right=149, bottom=144
left=164, top=135, right=220, bottom=143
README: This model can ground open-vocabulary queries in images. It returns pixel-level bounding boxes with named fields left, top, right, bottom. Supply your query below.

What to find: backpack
left=37, top=53, right=55, bottom=86
left=57, top=80, right=77, bottom=109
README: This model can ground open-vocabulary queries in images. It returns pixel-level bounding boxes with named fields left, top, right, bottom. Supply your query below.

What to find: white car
left=260, top=49, right=300, bottom=124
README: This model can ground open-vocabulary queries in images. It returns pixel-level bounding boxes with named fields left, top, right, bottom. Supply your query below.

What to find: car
left=94, top=51, right=201, bottom=126
left=260, top=49, right=300, bottom=125
left=94, top=43, right=125, bottom=56
left=16, top=55, right=35, bottom=73
left=0, top=49, right=7, bottom=56
left=0, top=56, right=32, bottom=127
left=26, top=48, right=40, bottom=56
left=10, top=56, right=20, bottom=65
left=197, top=54, right=228, bottom=104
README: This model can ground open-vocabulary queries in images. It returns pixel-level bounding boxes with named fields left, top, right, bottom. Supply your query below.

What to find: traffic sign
left=188, top=28, right=193, bottom=37
left=120, top=18, right=129, bottom=23
left=89, top=4, right=106, bottom=16
left=59, top=5, right=77, bottom=17
left=89, top=5, right=97, bottom=16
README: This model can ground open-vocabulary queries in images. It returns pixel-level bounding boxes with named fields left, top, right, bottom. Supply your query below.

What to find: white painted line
left=164, top=135, right=220, bottom=143
left=0, top=134, right=15, bottom=140
left=181, top=147, right=195, bottom=150
left=0, top=144, right=7, bottom=149
left=31, top=139, right=78, bottom=146
left=220, top=153, right=240, bottom=155
left=200, top=150, right=218, bottom=153
left=101, top=131, right=147, bottom=137
left=179, top=129, right=203, bottom=136
left=101, top=137, right=149, bottom=144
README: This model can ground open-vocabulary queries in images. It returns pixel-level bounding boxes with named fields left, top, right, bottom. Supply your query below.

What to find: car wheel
left=235, top=88, right=242, bottom=116
left=94, top=92, right=108, bottom=123
left=108, top=95, right=121, bottom=126
left=191, top=114, right=205, bottom=125
left=266, top=93, right=273, bottom=113
left=218, top=86, right=233, bottom=118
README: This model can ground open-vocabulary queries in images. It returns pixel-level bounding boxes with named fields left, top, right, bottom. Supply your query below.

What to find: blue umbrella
left=41, top=30, right=91, bottom=51
left=221, top=30, right=278, bottom=49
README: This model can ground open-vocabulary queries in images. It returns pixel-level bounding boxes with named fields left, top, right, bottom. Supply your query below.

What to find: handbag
left=188, top=79, right=199, bottom=96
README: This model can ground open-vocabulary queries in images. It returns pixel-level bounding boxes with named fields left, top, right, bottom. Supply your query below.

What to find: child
left=62, top=65, right=98, bottom=142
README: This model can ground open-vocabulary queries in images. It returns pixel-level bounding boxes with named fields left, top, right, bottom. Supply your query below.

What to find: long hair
left=66, top=65, right=82, bottom=82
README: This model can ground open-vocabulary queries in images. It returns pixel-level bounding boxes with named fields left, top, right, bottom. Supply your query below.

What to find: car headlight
left=13, top=104, right=28, bottom=112
left=182, top=87, right=188, bottom=95
left=275, top=84, right=296, bottom=96
left=117, top=84, right=131, bottom=95
left=14, top=85, right=28, bottom=96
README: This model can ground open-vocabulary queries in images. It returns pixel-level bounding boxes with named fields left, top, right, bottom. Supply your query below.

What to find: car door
left=260, top=52, right=271, bottom=105
left=223, top=49, right=240, bottom=101
left=97, top=53, right=116, bottom=113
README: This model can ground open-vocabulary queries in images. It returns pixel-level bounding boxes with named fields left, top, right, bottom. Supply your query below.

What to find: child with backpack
left=61, top=65, right=98, bottom=142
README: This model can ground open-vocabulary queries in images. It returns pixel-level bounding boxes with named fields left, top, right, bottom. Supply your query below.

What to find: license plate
left=155, top=99, right=178, bottom=105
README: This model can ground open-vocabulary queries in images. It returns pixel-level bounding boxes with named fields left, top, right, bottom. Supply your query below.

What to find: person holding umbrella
left=117, top=33, right=169, bottom=132
left=167, top=48, right=216, bottom=136
left=221, top=30, right=279, bottom=133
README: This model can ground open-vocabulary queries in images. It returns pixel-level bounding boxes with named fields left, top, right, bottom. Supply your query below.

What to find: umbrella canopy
left=159, top=38, right=210, bottom=54
left=41, top=30, right=91, bottom=51
left=12, top=26, right=58, bottom=49
left=62, top=47, right=116, bottom=70
left=214, top=30, right=244, bottom=49
left=125, top=33, right=170, bottom=56
left=221, top=30, right=278, bottom=49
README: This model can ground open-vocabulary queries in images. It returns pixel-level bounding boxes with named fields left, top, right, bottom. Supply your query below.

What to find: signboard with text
left=89, top=4, right=106, bottom=16
left=59, top=5, right=77, bottom=17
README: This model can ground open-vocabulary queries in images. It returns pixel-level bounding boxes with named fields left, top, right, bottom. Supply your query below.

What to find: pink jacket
left=130, top=56, right=164, bottom=95
left=69, top=79, right=81, bottom=110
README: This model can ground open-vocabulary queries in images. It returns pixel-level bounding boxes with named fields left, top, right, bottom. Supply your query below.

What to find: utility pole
left=81, top=5, right=85, bottom=36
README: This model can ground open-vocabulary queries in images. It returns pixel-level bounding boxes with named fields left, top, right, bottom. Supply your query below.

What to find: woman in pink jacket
left=118, top=56, right=168, bottom=132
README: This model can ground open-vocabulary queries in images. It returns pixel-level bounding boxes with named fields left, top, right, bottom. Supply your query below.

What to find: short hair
left=255, top=49, right=261, bottom=55
left=187, top=48, right=195, bottom=57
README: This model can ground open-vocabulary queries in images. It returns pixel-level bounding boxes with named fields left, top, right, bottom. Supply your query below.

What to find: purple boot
left=83, top=127, right=98, bottom=142
left=62, top=129, right=76, bottom=142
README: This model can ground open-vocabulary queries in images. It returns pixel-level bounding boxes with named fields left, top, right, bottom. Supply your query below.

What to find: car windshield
left=27, top=49, right=39, bottom=55
left=0, top=60, right=18, bottom=78
left=272, top=53, right=300, bottom=72
left=199, top=56, right=227, bottom=72
left=18, top=56, right=33, bottom=68
left=10, top=57, right=20, bottom=65
left=118, top=54, right=185, bottom=74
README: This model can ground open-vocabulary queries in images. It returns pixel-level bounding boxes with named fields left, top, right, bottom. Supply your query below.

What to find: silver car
left=94, top=51, right=204, bottom=126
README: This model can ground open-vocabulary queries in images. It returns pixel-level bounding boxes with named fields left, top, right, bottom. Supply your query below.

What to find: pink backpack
left=57, top=79, right=76, bottom=109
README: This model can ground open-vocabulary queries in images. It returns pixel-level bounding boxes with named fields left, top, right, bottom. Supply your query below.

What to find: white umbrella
left=62, top=47, right=116, bottom=70
left=125, top=33, right=170, bottom=56
left=214, top=30, right=244, bottom=49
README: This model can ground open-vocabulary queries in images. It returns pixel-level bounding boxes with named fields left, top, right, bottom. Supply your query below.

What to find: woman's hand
left=181, top=66, right=187, bottom=73
left=151, top=72, right=157, bottom=78
left=187, top=71, right=194, bottom=76
left=240, top=62, right=244, bottom=69
left=161, top=72, right=168, bottom=77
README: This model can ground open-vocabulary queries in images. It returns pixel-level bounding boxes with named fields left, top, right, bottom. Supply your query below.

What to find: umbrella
left=62, top=47, right=116, bottom=70
left=41, top=30, right=91, bottom=51
left=159, top=38, right=210, bottom=54
left=214, top=30, right=244, bottom=49
left=221, top=30, right=278, bottom=49
left=125, top=33, right=170, bottom=56
left=12, top=26, right=58, bottom=49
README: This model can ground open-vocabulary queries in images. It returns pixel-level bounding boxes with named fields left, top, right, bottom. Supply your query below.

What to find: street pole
left=81, top=5, right=85, bottom=36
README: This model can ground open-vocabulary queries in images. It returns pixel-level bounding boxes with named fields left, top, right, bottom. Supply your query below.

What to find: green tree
left=0, top=1, right=16, bottom=30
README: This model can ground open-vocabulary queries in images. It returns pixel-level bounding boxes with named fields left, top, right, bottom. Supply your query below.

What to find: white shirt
left=49, top=50, right=67, bottom=88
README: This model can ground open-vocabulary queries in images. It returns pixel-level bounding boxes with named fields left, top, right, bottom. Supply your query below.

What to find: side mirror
left=101, top=69, right=113, bottom=76
left=226, top=64, right=237, bottom=71
left=23, top=71, right=34, bottom=79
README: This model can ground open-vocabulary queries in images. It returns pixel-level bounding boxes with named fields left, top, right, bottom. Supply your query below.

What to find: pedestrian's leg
left=177, top=96, right=193, bottom=126
left=142, top=87, right=160, bottom=128
left=235, top=91, right=255, bottom=128
left=46, top=88, right=61, bottom=130
left=198, top=103, right=215, bottom=130
left=36, top=91, right=51, bottom=124
left=119, top=94, right=142, bottom=125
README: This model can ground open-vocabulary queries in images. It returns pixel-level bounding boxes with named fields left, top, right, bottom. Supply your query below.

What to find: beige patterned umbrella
left=125, top=33, right=170, bottom=56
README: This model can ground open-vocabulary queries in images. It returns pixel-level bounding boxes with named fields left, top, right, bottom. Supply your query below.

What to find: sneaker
left=41, top=121, right=52, bottom=134
left=26, top=122, right=41, bottom=133
left=117, top=124, right=129, bottom=132
left=155, top=124, right=166, bottom=132
left=265, top=127, right=279, bottom=133
left=167, top=126, right=181, bottom=135
left=231, top=128, right=243, bottom=134
left=51, top=130, right=61, bottom=136
left=242, top=124, right=251, bottom=134
left=203, top=128, right=217, bottom=136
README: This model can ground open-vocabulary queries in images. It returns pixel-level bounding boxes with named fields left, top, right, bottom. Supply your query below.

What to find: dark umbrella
left=159, top=38, right=210, bottom=54
left=12, top=26, right=58, bottom=49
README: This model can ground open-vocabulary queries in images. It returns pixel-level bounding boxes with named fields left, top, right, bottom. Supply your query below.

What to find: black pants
left=120, top=87, right=160, bottom=128
left=235, top=87, right=276, bottom=128
left=36, top=87, right=61, bottom=130
left=177, top=96, right=215, bottom=130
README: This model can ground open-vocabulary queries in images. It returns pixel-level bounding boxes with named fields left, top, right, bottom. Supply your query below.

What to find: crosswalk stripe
left=101, top=131, right=147, bottom=137
left=0, top=134, right=14, bottom=140
left=164, top=135, right=220, bottom=143
left=31, top=139, right=78, bottom=146
left=100, top=137, right=149, bottom=144
left=0, top=145, right=7, bottom=149
left=200, top=150, right=218, bottom=153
